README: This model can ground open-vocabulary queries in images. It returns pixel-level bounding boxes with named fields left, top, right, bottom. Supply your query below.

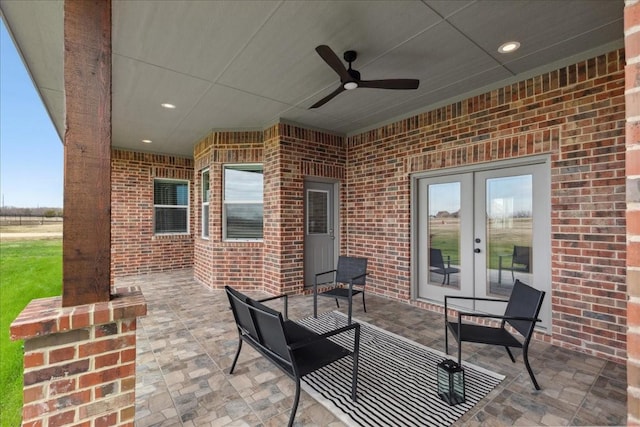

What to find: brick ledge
left=10, top=286, right=147, bottom=341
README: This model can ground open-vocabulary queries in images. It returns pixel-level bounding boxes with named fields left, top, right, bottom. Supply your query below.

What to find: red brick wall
left=626, top=0, right=640, bottom=424
left=263, top=124, right=345, bottom=294
left=111, top=149, right=194, bottom=277
left=347, top=49, right=627, bottom=362
left=192, top=132, right=265, bottom=289
left=192, top=125, right=345, bottom=292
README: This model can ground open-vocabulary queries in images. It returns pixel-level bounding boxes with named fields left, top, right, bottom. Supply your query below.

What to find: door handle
left=474, top=248, right=481, bottom=253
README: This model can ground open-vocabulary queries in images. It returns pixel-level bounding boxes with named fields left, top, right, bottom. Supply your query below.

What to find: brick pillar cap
left=10, top=286, right=146, bottom=341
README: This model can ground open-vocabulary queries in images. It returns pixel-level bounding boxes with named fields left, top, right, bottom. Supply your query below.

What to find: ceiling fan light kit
left=310, top=45, right=420, bottom=109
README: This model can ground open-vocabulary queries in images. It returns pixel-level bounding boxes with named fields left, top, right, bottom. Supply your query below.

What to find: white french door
left=414, top=158, right=551, bottom=330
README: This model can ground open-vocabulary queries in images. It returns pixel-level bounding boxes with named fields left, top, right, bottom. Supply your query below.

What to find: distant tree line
left=0, top=206, right=63, bottom=217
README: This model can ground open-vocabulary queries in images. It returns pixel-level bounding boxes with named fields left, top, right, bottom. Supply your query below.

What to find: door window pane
left=485, top=174, right=533, bottom=296
left=428, top=182, right=461, bottom=288
left=307, top=190, right=328, bottom=234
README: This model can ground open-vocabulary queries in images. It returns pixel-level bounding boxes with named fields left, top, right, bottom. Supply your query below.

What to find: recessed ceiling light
left=498, top=41, right=520, bottom=54
left=142, top=139, right=152, bottom=144
left=161, top=103, right=176, bottom=109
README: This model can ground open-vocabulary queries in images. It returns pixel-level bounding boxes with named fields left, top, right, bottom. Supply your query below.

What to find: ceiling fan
left=310, top=45, right=420, bottom=109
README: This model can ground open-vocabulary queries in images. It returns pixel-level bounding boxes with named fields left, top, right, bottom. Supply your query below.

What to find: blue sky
left=1, top=20, right=63, bottom=208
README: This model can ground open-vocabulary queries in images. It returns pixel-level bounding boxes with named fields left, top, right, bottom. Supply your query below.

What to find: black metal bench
left=225, top=286, right=360, bottom=427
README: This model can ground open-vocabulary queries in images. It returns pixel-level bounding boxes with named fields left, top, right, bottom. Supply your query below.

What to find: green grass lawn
left=0, top=239, right=61, bottom=427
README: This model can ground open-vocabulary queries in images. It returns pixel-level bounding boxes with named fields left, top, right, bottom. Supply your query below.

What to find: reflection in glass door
left=484, top=174, right=533, bottom=296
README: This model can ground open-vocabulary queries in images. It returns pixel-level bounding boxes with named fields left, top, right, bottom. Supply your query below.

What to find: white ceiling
left=1, top=0, right=624, bottom=157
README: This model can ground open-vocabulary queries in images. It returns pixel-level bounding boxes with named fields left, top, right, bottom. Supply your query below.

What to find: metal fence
left=0, top=215, right=63, bottom=226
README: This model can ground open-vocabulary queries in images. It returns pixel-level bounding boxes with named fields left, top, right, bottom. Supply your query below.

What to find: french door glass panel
left=417, top=174, right=473, bottom=305
left=484, top=174, right=533, bottom=296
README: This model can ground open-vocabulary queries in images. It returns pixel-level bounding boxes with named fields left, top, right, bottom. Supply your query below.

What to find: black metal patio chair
left=444, top=279, right=546, bottom=390
left=429, top=248, right=460, bottom=286
left=313, top=255, right=368, bottom=324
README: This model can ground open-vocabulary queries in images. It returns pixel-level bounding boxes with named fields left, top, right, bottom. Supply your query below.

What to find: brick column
left=10, top=287, right=146, bottom=426
left=626, top=0, right=640, bottom=425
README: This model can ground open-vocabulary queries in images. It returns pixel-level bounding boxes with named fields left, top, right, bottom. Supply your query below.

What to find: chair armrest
left=315, top=269, right=337, bottom=279
left=445, top=295, right=508, bottom=304
left=454, top=311, right=541, bottom=323
left=257, top=294, right=288, bottom=319
left=444, top=295, right=509, bottom=307
left=288, top=322, right=361, bottom=350
left=348, top=272, right=368, bottom=284
left=314, top=270, right=337, bottom=288
left=444, top=295, right=509, bottom=319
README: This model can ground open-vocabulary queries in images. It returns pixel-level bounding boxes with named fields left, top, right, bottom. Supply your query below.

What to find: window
left=154, top=179, right=189, bottom=234
left=202, top=169, right=210, bottom=238
left=223, top=164, right=263, bottom=240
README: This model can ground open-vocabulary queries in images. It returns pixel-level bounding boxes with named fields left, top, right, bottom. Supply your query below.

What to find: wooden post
left=62, top=0, right=112, bottom=306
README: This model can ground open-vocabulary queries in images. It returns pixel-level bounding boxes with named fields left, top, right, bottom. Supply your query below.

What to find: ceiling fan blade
left=309, top=85, right=345, bottom=109
left=315, top=45, right=351, bottom=82
left=358, top=79, right=420, bottom=90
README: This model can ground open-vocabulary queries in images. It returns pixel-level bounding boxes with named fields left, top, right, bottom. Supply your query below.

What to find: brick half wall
left=10, top=287, right=146, bottom=426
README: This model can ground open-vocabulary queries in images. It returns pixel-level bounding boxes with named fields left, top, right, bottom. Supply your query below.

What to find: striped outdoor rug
left=297, top=311, right=504, bottom=427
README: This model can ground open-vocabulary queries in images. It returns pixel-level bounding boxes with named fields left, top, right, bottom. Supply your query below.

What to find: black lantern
left=437, top=359, right=465, bottom=405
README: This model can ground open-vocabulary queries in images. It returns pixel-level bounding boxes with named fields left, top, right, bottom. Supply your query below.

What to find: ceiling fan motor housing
left=343, top=50, right=357, bottom=63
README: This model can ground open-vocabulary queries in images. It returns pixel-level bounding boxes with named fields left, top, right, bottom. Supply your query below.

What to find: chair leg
left=347, top=299, right=353, bottom=325
left=351, top=330, right=360, bottom=401
left=288, top=378, right=301, bottom=427
left=313, top=284, right=318, bottom=318
left=523, top=346, right=541, bottom=390
left=229, top=338, right=243, bottom=374
left=505, top=346, right=516, bottom=363
left=444, top=325, right=449, bottom=355
left=441, top=274, right=446, bottom=285
left=335, top=298, right=340, bottom=308
left=362, top=292, right=367, bottom=313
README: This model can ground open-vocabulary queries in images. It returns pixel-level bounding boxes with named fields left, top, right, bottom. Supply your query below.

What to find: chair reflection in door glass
left=498, top=245, right=531, bottom=284
left=430, top=248, right=460, bottom=286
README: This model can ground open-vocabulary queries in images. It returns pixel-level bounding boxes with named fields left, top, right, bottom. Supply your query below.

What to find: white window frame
left=202, top=169, right=210, bottom=239
left=223, top=163, right=263, bottom=241
left=153, top=178, right=190, bottom=235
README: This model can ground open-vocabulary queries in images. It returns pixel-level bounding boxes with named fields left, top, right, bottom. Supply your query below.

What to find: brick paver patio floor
left=120, top=269, right=627, bottom=426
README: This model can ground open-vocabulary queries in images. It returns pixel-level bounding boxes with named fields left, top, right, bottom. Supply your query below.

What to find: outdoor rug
left=296, top=311, right=504, bottom=427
